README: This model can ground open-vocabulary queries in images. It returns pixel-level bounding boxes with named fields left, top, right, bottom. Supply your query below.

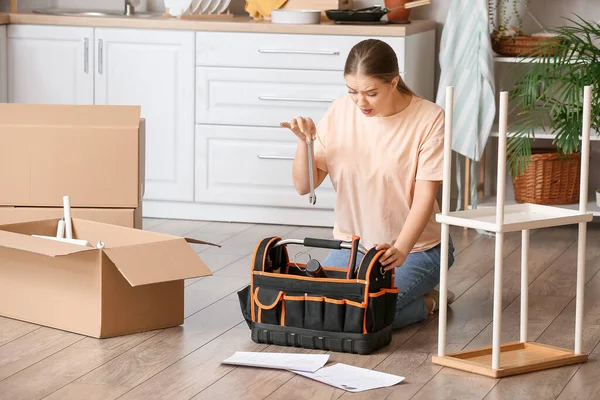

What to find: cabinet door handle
left=83, top=38, right=89, bottom=73
left=98, top=39, right=103, bottom=74
left=257, top=155, right=294, bottom=160
left=258, top=49, right=340, bottom=56
left=258, top=96, right=335, bottom=103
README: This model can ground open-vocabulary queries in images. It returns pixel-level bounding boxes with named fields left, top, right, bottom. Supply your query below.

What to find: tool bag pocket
left=366, top=288, right=399, bottom=332
left=278, top=295, right=366, bottom=333
left=253, top=287, right=284, bottom=325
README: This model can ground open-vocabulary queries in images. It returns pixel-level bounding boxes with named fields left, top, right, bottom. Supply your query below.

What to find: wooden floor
left=2, top=218, right=600, bottom=399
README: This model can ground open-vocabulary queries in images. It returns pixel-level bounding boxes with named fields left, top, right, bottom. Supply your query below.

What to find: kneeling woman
left=281, top=39, right=455, bottom=330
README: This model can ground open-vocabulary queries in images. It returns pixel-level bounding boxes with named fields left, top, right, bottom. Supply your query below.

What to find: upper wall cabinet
left=94, top=28, right=195, bottom=203
left=7, top=25, right=94, bottom=105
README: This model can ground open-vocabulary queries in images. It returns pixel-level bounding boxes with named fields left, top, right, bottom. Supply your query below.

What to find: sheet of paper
left=292, top=363, right=405, bottom=392
left=221, top=352, right=330, bottom=373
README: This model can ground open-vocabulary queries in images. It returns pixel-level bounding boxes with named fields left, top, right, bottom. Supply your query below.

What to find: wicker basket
left=492, top=32, right=561, bottom=57
left=512, top=151, right=581, bottom=205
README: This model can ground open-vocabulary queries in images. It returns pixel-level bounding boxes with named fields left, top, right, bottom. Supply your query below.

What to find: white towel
left=436, top=0, right=496, bottom=216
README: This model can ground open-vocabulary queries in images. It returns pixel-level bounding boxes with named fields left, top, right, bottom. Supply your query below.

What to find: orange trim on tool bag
left=251, top=286, right=259, bottom=322
left=363, top=249, right=385, bottom=334
left=323, top=266, right=349, bottom=272
left=262, top=237, right=281, bottom=272
left=253, top=287, right=284, bottom=310
left=305, top=295, right=324, bottom=302
left=283, top=295, right=305, bottom=301
left=324, top=297, right=345, bottom=305
left=280, top=300, right=286, bottom=326
left=346, top=299, right=366, bottom=308
left=253, top=270, right=367, bottom=285
left=347, top=235, right=360, bottom=279
left=258, top=308, right=262, bottom=323
left=285, top=263, right=346, bottom=272
left=368, top=291, right=386, bottom=298
left=249, top=240, right=263, bottom=323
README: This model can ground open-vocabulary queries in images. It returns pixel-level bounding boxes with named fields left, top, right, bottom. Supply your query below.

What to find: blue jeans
left=323, top=237, right=455, bottom=330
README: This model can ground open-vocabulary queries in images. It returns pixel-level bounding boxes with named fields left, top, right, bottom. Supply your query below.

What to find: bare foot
left=424, top=295, right=435, bottom=314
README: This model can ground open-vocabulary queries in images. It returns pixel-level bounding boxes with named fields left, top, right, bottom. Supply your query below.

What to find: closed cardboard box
left=0, top=103, right=145, bottom=208
left=0, top=218, right=217, bottom=338
left=0, top=206, right=142, bottom=229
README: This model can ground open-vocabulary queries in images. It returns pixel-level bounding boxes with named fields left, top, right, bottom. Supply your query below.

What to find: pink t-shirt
left=313, top=94, right=445, bottom=252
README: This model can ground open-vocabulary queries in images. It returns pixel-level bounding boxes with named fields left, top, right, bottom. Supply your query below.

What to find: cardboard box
left=0, top=218, right=217, bottom=338
left=0, top=206, right=143, bottom=229
left=0, top=104, right=145, bottom=208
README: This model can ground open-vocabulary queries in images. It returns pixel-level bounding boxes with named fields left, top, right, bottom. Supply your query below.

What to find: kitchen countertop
left=1, top=12, right=435, bottom=36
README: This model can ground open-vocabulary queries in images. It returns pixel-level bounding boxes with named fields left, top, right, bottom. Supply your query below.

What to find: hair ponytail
left=344, top=39, right=417, bottom=97
left=396, top=76, right=416, bottom=96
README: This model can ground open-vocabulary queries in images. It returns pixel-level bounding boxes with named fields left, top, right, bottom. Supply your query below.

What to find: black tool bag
left=237, top=236, right=399, bottom=355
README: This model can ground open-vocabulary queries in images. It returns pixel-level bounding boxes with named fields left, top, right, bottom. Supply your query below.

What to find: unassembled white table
left=432, top=86, right=594, bottom=378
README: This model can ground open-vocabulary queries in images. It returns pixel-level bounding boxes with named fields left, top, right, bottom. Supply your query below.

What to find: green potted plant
left=507, top=16, right=600, bottom=205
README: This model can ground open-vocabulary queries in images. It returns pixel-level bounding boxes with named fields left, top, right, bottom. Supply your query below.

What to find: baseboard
left=142, top=200, right=335, bottom=227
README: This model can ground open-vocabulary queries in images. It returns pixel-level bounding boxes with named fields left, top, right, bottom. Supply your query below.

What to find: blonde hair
left=344, top=39, right=415, bottom=96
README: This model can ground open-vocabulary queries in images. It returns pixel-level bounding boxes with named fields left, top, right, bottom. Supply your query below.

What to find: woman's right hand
left=280, top=117, right=316, bottom=144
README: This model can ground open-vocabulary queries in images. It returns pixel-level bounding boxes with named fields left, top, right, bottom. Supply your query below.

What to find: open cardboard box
left=0, top=218, right=218, bottom=338
left=0, top=103, right=145, bottom=208
left=0, top=205, right=143, bottom=229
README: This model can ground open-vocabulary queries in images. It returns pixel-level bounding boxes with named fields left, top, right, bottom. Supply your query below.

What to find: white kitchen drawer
left=195, top=125, right=335, bottom=209
left=196, top=66, right=347, bottom=127
left=196, top=32, right=405, bottom=72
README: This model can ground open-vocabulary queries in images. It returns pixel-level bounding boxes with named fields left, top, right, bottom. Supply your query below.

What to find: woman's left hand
left=375, top=243, right=407, bottom=271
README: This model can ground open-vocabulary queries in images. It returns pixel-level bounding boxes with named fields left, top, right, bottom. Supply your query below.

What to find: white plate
left=207, top=0, right=221, bottom=14
left=191, top=0, right=202, bottom=13
left=216, top=0, right=231, bottom=14
left=199, top=0, right=212, bottom=13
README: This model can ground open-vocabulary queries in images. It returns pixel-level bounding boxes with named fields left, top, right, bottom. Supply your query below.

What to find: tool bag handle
left=272, top=237, right=369, bottom=254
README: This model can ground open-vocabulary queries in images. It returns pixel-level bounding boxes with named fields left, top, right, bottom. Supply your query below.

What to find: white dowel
left=575, top=85, right=592, bottom=355
left=442, top=86, right=454, bottom=216
left=575, top=223, right=586, bottom=355
left=437, top=86, right=454, bottom=358
left=63, top=195, right=73, bottom=240
left=496, top=91, right=508, bottom=227
left=579, top=85, right=591, bottom=214
left=520, top=229, right=529, bottom=343
left=492, top=91, right=509, bottom=370
left=438, top=223, right=450, bottom=357
left=56, top=218, right=65, bottom=239
left=492, top=232, right=504, bottom=370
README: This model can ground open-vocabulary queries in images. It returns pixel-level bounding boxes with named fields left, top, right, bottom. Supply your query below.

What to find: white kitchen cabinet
left=7, top=24, right=94, bottom=105
left=0, top=25, right=6, bottom=103
left=195, top=31, right=406, bottom=72
left=195, top=124, right=336, bottom=209
left=6, top=25, right=195, bottom=203
left=94, top=28, right=195, bottom=203
left=195, top=66, right=347, bottom=127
